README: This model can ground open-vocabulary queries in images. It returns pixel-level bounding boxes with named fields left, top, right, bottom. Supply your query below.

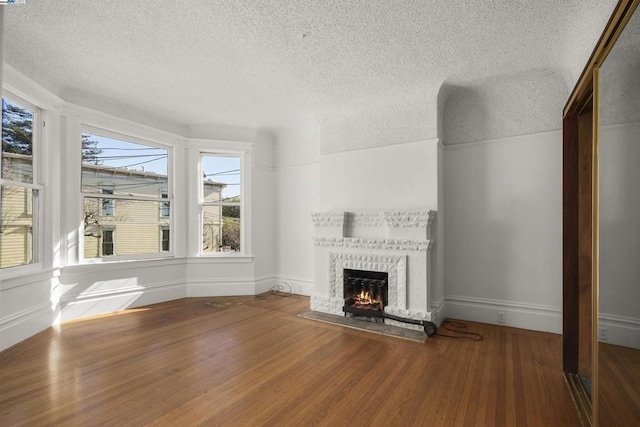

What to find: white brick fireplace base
left=310, top=210, right=436, bottom=330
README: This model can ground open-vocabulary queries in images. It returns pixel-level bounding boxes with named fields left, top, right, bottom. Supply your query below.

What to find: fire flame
left=353, top=290, right=384, bottom=310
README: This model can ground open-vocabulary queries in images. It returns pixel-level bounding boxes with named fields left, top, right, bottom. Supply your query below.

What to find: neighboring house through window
left=0, top=96, right=41, bottom=270
left=200, top=154, right=241, bottom=254
left=81, top=129, right=171, bottom=260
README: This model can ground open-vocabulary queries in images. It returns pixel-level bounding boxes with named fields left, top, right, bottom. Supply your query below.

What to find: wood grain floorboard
left=598, top=342, right=640, bottom=426
left=0, top=294, right=581, bottom=426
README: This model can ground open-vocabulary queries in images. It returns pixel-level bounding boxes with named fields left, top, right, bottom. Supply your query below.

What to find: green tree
left=2, top=100, right=32, bottom=155
left=2, top=101, right=103, bottom=163
left=222, top=203, right=240, bottom=219
left=221, top=217, right=240, bottom=251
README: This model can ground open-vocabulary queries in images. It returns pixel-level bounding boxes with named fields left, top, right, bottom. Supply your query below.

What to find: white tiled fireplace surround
left=310, top=210, right=437, bottom=330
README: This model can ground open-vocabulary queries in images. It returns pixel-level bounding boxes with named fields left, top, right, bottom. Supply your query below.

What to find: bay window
left=1, top=96, right=40, bottom=270
left=80, top=128, right=171, bottom=260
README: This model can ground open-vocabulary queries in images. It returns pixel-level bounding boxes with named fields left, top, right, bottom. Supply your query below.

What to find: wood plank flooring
left=0, top=295, right=581, bottom=426
left=598, top=342, right=640, bottom=426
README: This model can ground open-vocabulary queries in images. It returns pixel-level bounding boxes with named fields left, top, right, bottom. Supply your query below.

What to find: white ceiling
left=2, top=0, right=617, bottom=142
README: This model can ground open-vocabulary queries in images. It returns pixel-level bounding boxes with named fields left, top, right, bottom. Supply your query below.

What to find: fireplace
left=343, top=269, right=388, bottom=319
left=311, top=210, right=440, bottom=331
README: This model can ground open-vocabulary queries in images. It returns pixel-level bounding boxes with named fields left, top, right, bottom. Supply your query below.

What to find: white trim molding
left=430, top=296, right=446, bottom=326
left=60, top=280, right=186, bottom=323
left=0, top=302, right=53, bottom=353
left=598, top=313, right=640, bottom=349
left=314, top=237, right=432, bottom=252
left=273, top=275, right=315, bottom=296
left=444, top=295, right=562, bottom=334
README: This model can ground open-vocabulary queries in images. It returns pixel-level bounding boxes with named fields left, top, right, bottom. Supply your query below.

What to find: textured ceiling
left=600, top=6, right=640, bottom=126
left=2, top=0, right=618, bottom=142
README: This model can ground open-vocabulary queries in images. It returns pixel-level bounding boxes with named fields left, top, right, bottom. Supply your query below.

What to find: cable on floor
left=256, top=282, right=298, bottom=299
left=435, top=319, right=484, bottom=341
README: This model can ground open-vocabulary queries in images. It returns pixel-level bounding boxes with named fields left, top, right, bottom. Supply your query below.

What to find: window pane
left=102, top=230, right=114, bottom=256
left=81, top=133, right=167, bottom=197
left=202, top=206, right=240, bottom=253
left=83, top=198, right=170, bottom=259
left=201, top=155, right=241, bottom=254
left=2, top=98, right=33, bottom=184
left=160, top=192, right=169, bottom=217
left=202, top=155, right=240, bottom=202
left=161, top=228, right=170, bottom=252
left=0, top=185, right=35, bottom=268
left=101, top=188, right=114, bottom=216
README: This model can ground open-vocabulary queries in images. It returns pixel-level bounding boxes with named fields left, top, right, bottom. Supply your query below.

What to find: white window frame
left=198, top=146, right=251, bottom=257
left=0, top=92, right=43, bottom=274
left=79, top=125, right=174, bottom=263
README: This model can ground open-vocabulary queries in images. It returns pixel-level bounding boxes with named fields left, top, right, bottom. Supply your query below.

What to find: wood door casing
left=577, top=105, right=594, bottom=378
left=563, top=102, right=594, bottom=378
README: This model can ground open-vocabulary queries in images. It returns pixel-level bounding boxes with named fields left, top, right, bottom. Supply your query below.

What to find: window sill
left=60, top=255, right=255, bottom=274
left=0, top=264, right=55, bottom=290
left=63, top=256, right=182, bottom=274
left=189, top=255, right=254, bottom=264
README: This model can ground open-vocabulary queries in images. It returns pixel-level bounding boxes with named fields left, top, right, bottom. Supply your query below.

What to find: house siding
left=1, top=183, right=33, bottom=268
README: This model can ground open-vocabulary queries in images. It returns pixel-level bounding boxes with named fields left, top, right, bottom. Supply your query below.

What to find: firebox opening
left=343, top=269, right=388, bottom=319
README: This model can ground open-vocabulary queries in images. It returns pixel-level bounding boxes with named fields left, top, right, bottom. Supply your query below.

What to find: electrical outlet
left=598, top=327, right=608, bottom=341
left=497, top=312, right=506, bottom=324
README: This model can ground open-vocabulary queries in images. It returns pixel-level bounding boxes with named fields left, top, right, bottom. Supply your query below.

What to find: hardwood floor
left=0, top=295, right=580, bottom=426
left=599, top=342, right=640, bottom=426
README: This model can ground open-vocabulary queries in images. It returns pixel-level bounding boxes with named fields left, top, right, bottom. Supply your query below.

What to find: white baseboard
left=189, top=275, right=309, bottom=297
left=0, top=302, right=53, bottom=353
left=58, top=276, right=296, bottom=322
left=430, top=296, right=446, bottom=326
left=60, top=280, right=186, bottom=322
left=186, top=276, right=292, bottom=297
left=186, top=277, right=256, bottom=297
left=444, top=295, right=562, bottom=334
left=272, top=276, right=315, bottom=296
left=598, top=313, right=640, bottom=349
left=255, top=276, right=278, bottom=295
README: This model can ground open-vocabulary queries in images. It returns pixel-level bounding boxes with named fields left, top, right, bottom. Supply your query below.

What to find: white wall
left=274, top=137, right=441, bottom=298
left=58, top=260, right=187, bottom=322
left=319, top=139, right=438, bottom=212
left=1, top=271, right=55, bottom=352
left=252, top=133, right=277, bottom=291
left=589, top=42, right=640, bottom=348
left=438, top=69, right=568, bottom=333
left=443, top=131, right=563, bottom=332
left=317, top=139, right=442, bottom=314
left=598, top=123, right=640, bottom=348
left=275, top=162, right=319, bottom=295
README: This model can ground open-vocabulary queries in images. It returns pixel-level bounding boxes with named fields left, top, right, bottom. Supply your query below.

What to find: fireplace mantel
left=310, top=210, right=437, bottom=329
left=311, top=210, right=434, bottom=239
